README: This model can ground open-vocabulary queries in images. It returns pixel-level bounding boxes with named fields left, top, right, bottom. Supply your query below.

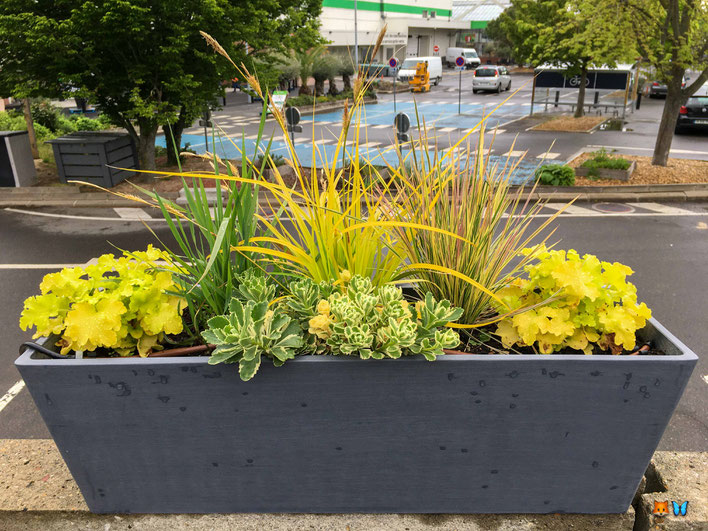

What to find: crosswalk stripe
left=437, top=127, right=457, bottom=133
left=544, top=203, right=601, bottom=216
left=627, top=202, right=694, bottom=214
left=491, top=129, right=506, bottom=135
left=503, top=150, right=527, bottom=157
left=536, top=152, right=561, bottom=160
left=113, top=208, right=153, bottom=220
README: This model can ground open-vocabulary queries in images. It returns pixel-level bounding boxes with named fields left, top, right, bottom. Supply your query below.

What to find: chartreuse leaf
left=495, top=248, right=651, bottom=354
left=19, top=246, right=186, bottom=356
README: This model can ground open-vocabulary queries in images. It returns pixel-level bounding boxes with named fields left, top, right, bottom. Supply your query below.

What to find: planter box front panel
left=16, top=320, right=696, bottom=514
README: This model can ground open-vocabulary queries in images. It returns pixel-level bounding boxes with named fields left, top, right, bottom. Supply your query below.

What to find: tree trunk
left=163, top=107, right=188, bottom=167
left=342, top=73, right=352, bottom=92
left=652, top=75, right=685, bottom=166
left=574, top=65, right=588, bottom=118
left=22, top=98, right=39, bottom=159
left=136, top=118, right=158, bottom=171
left=314, top=78, right=325, bottom=96
left=328, top=77, right=339, bottom=96
left=299, top=75, right=311, bottom=95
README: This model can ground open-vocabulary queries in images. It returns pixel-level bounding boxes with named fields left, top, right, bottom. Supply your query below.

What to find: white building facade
left=320, top=0, right=469, bottom=62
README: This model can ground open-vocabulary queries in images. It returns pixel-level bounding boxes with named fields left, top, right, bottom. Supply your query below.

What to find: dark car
left=675, top=93, right=708, bottom=134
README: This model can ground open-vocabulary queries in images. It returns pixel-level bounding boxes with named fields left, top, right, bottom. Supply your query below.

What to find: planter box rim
left=17, top=317, right=697, bottom=368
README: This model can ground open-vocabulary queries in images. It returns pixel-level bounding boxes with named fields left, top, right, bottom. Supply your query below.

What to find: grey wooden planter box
left=15, top=318, right=696, bottom=515
left=575, top=161, right=636, bottom=181
left=47, top=132, right=138, bottom=187
left=0, top=131, right=37, bottom=187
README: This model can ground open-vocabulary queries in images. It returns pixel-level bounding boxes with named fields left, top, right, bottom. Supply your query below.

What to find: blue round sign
left=455, top=56, right=465, bottom=67
left=389, top=57, right=398, bottom=68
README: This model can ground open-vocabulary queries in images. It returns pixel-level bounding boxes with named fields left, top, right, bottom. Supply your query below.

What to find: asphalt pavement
left=0, top=203, right=706, bottom=451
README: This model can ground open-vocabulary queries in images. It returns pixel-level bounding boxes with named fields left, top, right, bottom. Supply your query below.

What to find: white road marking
left=370, top=124, right=391, bottom=129
left=544, top=203, right=602, bottom=216
left=0, top=380, right=25, bottom=414
left=437, top=127, right=457, bottom=133
left=492, top=129, right=506, bottom=134
left=5, top=207, right=166, bottom=222
left=360, top=142, right=382, bottom=148
left=503, top=150, right=527, bottom=157
left=702, top=374, right=708, bottom=385
left=113, top=208, right=153, bottom=220
left=537, top=152, right=561, bottom=160
left=627, top=202, right=694, bottom=215
left=0, top=263, right=86, bottom=269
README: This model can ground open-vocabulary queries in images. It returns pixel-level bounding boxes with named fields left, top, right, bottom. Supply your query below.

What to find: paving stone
left=634, top=452, right=707, bottom=531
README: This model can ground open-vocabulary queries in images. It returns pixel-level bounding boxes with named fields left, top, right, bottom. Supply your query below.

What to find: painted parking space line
left=503, top=150, right=527, bottom=158
left=113, top=208, right=153, bottom=220
left=0, top=381, right=25, bottom=414
left=437, top=127, right=457, bottom=133
left=536, top=152, right=561, bottom=160
left=544, top=203, right=602, bottom=216
left=4, top=207, right=166, bottom=223
left=627, top=202, right=696, bottom=215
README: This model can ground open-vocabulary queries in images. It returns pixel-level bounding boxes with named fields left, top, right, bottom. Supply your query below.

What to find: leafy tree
left=312, top=53, right=341, bottom=96
left=336, top=54, right=356, bottom=92
left=484, top=16, right=516, bottom=64
left=497, top=0, right=636, bottom=117
left=0, top=1, right=322, bottom=170
left=296, top=47, right=325, bottom=95
left=608, top=0, right=708, bottom=166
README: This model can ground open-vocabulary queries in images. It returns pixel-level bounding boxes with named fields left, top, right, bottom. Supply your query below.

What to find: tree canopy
left=0, top=0, right=323, bottom=169
left=496, top=0, right=637, bottom=117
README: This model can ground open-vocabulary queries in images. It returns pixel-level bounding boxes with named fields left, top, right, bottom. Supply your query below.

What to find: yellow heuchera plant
left=20, top=246, right=185, bottom=356
left=495, top=248, right=652, bottom=355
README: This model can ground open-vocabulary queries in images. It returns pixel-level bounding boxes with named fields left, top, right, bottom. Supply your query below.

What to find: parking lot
left=159, top=70, right=708, bottom=184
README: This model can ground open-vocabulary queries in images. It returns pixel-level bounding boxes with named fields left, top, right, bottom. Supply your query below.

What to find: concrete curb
left=2, top=184, right=707, bottom=209
left=1, top=439, right=704, bottom=530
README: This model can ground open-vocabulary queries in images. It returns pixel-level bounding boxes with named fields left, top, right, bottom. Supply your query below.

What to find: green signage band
left=322, top=0, right=452, bottom=18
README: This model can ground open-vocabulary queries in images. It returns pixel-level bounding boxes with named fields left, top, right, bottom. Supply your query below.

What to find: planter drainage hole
left=179, top=407, right=187, bottom=412
left=491, top=470, right=499, bottom=474
left=439, top=446, right=446, bottom=451
left=509, top=403, right=517, bottom=409
left=246, top=459, right=253, bottom=464
left=592, top=461, right=600, bottom=468
left=475, top=400, right=482, bottom=404
left=212, top=462, right=218, bottom=467
left=336, top=447, right=343, bottom=451
left=461, top=449, right=468, bottom=453
left=481, top=485, right=489, bottom=489
left=301, top=403, right=307, bottom=407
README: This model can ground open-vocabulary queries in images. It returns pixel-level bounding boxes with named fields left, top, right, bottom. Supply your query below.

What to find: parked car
left=647, top=77, right=687, bottom=98
left=675, top=83, right=708, bottom=134
left=397, top=56, right=443, bottom=86
left=445, top=47, right=481, bottom=69
left=472, top=65, right=512, bottom=93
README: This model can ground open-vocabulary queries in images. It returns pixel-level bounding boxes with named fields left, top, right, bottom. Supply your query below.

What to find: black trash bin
left=0, top=131, right=37, bottom=187
left=47, top=132, right=139, bottom=187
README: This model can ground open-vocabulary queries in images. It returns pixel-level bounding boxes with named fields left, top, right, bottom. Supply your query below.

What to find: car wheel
left=473, top=89, right=478, bottom=94
left=674, top=125, right=684, bottom=135
left=506, top=81, right=511, bottom=91
left=496, top=83, right=502, bottom=93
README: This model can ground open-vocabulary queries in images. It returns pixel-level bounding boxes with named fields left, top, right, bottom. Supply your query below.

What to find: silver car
left=472, top=65, right=512, bottom=93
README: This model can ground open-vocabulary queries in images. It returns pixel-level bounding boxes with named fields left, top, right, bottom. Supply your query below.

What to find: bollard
left=554, top=90, right=560, bottom=108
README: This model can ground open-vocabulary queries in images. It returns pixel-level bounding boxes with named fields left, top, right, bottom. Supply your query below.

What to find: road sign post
left=389, top=57, right=399, bottom=113
left=456, top=56, right=465, bottom=114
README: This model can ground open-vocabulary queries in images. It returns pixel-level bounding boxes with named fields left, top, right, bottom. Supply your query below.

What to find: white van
left=396, top=56, right=443, bottom=86
left=445, top=47, right=481, bottom=69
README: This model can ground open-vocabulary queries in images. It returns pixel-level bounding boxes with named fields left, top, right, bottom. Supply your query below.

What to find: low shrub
left=535, top=164, right=575, bottom=186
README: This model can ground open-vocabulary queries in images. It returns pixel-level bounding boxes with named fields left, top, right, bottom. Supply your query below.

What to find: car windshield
left=464, top=51, right=478, bottom=58
left=687, top=97, right=708, bottom=106
left=476, top=68, right=497, bottom=77
left=400, top=59, right=421, bottom=69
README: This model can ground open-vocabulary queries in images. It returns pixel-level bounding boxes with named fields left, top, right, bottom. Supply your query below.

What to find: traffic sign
left=389, top=57, right=398, bottom=68
left=271, top=90, right=288, bottom=111
left=285, top=107, right=301, bottom=126
left=394, top=112, right=410, bottom=133
left=433, top=45, right=439, bottom=53
left=455, top=56, right=465, bottom=67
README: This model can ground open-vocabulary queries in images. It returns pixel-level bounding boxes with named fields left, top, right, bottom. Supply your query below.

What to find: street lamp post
left=354, top=0, right=358, bottom=68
